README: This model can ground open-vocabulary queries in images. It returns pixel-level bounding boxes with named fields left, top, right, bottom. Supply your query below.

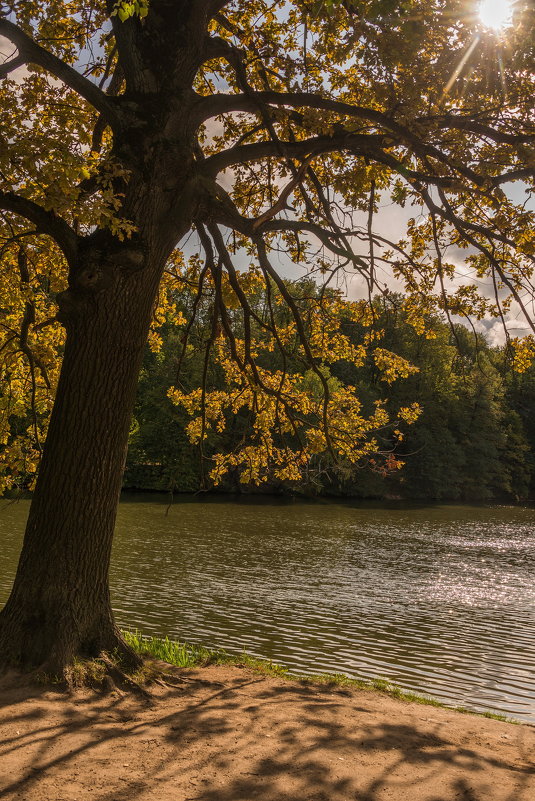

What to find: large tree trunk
left=0, top=257, right=166, bottom=675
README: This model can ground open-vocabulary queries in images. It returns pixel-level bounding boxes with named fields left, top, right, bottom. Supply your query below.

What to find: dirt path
left=0, top=665, right=533, bottom=801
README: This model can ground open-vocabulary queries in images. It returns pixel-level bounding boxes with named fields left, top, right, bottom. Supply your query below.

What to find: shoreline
left=123, top=630, right=521, bottom=725
left=4, top=490, right=535, bottom=508
left=120, top=489, right=535, bottom=507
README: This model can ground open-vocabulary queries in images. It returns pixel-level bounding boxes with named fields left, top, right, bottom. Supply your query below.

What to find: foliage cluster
left=124, top=286, right=535, bottom=502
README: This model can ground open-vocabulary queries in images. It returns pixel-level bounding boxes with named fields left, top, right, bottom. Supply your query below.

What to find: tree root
left=155, top=671, right=204, bottom=689
left=4, top=652, right=225, bottom=698
left=58, top=652, right=152, bottom=699
left=158, top=671, right=224, bottom=688
left=96, top=653, right=152, bottom=699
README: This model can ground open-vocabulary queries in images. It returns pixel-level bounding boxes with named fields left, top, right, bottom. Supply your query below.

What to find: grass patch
left=453, top=706, right=515, bottom=722
left=121, top=630, right=517, bottom=724
left=122, top=629, right=291, bottom=676
left=123, top=630, right=226, bottom=668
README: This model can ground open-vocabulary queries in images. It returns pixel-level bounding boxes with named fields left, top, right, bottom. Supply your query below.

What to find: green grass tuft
left=453, top=705, right=515, bottom=723
left=122, top=630, right=292, bottom=675
left=122, top=630, right=220, bottom=667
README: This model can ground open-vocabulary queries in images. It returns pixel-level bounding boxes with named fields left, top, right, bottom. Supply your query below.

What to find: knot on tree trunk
left=77, top=264, right=110, bottom=290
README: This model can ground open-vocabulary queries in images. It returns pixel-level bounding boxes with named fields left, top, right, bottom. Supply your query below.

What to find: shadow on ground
left=0, top=667, right=533, bottom=801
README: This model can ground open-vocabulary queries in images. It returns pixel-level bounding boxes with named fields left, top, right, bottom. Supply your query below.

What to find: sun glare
left=478, top=0, right=514, bottom=31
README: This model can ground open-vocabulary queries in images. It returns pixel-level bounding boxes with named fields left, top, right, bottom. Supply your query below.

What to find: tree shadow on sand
left=0, top=671, right=533, bottom=801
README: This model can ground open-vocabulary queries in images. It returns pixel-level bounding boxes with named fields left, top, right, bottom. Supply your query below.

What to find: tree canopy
left=123, top=286, right=535, bottom=502
left=0, top=0, right=533, bottom=675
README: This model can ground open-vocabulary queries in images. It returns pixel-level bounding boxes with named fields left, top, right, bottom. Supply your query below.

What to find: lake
left=1, top=496, right=534, bottom=721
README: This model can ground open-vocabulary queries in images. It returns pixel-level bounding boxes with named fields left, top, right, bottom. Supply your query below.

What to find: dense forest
left=125, top=283, right=535, bottom=503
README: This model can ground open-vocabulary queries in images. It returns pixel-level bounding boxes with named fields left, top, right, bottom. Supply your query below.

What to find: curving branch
left=194, top=89, right=533, bottom=191
left=194, top=88, right=535, bottom=146
left=431, top=114, right=535, bottom=146
left=202, top=132, right=389, bottom=175
left=0, top=52, right=25, bottom=76
left=208, top=0, right=235, bottom=16
left=0, top=192, right=78, bottom=267
left=492, top=167, right=535, bottom=187
left=0, top=19, right=121, bottom=128
left=195, top=89, right=426, bottom=138
left=201, top=132, right=480, bottom=196
left=201, top=34, right=240, bottom=64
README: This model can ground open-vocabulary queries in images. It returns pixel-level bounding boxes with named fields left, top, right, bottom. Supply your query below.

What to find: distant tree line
left=125, top=285, right=535, bottom=503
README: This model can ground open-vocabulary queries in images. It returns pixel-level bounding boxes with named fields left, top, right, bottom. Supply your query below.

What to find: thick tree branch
left=212, top=12, right=241, bottom=35
left=195, top=90, right=533, bottom=188
left=187, top=0, right=235, bottom=35
left=201, top=132, right=473, bottom=194
left=195, top=89, right=419, bottom=137
left=208, top=0, right=234, bottom=16
left=0, top=52, right=25, bottom=77
left=0, top=19, right=121, bottom=128
left=0, top=192, right=78, bottom=267
left=432, top=115, right=535, bottom=146
left=202, top=133, right=390, bottom=175
left=91, top=62, right=125, bottom=154
left=201, top=34, right=240, bottom=63
left=103, top=0, right=147, bottom=91
left=194, top=89, right=535, bottom=146
left=492, top=167, right=535, bottom=187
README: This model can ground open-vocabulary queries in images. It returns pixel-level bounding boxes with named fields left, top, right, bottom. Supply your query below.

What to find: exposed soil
left=0, top=664, right=533, bottom=801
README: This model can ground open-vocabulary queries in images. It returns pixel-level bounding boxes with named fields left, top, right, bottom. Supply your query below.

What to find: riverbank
left=3, top=501, right=535, bottom=721
left=0, top=661, right=533, bottom=801
left=121, top=629, right=514, bottom=720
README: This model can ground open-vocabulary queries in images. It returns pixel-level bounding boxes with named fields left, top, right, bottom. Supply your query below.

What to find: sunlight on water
left=1, top=498, right=534, bottom=720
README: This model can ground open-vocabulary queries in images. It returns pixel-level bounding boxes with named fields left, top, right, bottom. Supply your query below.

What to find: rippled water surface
left=1, top=497, right=534, bottom=720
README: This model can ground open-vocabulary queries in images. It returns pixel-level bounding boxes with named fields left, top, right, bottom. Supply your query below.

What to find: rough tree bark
left=0, top=0, right=207, bottom=676
left=0, top=251, right=173, bottom=673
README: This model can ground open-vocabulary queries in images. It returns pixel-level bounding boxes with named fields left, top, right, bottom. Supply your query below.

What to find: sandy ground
left=0, top=664, right=534, bottom=801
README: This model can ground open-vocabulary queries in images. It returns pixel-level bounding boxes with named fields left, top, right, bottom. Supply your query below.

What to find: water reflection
left=1, top=497, right=534, bottom=720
